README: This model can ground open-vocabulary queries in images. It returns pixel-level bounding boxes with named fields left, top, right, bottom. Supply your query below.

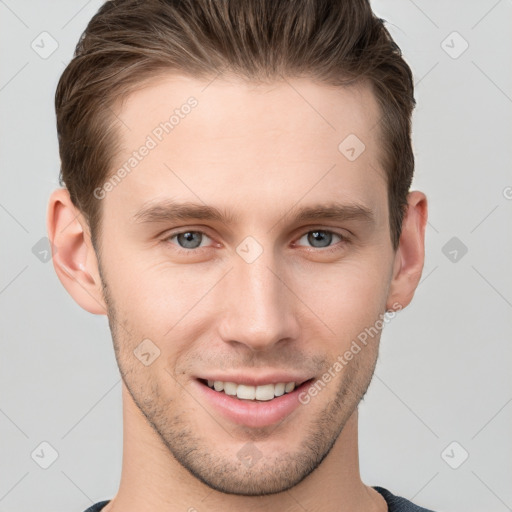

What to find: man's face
left=97, top=74, right=396, bottom=495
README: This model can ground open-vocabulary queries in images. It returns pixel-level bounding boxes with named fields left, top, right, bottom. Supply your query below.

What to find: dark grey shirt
left=82, top=486, right=437, bottom=511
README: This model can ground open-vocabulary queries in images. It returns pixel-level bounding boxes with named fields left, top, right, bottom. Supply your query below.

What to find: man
left=47, top=0, right=434, bottom=510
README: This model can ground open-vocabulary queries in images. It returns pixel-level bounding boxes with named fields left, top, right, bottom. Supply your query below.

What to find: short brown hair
left=55, top=0, right=416, bottom=251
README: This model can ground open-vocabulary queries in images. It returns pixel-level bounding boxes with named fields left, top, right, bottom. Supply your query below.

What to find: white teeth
left=284, top=382, right=295, bottom=393
left=223, top=382, right=237, bottom=396
left=255, top=384, right=275, bottom=401
left=274, top=382, right=285, bottom=396
left=205, top=380, right=300, bottom=400
left=236, top=384, right=255, bottom=400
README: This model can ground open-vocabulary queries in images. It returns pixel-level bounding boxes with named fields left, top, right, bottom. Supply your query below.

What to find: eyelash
left=162, top=228, right=349, bottom=256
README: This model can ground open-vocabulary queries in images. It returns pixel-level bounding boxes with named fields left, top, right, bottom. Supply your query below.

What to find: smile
left=195, top=378, right=314, bottom=427
left=203, top=379, right=305, bottom=401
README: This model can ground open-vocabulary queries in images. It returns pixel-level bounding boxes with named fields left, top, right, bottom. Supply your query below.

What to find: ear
left=47, top=188, right=107, bottom=315
left=386, top=191, right=428, bottom=311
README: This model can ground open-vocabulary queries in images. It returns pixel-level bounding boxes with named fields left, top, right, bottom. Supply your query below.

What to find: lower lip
left=193, top=379, right=313, bottom=428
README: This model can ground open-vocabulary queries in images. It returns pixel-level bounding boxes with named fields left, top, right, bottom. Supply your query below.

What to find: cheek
left=102, top=252, right=217, bottom=361
left=292, top=258, right=391, bottom=343
left=102, top=243, right=192, bottom=315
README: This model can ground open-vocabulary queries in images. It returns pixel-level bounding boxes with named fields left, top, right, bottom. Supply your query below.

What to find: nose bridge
left=217, top=244, right=298, bottom=351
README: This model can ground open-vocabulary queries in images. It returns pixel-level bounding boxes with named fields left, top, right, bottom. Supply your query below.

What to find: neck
left=104, top=384, right=386, bottom=512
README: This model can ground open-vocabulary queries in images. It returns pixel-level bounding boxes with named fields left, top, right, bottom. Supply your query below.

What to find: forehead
left=105, top=74, right=387, bottom=224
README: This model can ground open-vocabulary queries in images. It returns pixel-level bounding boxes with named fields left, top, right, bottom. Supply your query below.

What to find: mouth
left=194, top=377, right=315, bottom=428
left=198, top=378, right=311, bottom=401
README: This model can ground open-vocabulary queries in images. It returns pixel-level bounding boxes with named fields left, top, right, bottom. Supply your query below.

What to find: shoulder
left=82, top=501, right=111, bottom=512
left=373, top=486, right=438, bottom=512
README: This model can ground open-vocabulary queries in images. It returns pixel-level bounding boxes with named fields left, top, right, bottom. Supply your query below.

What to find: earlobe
left=386, top=191, right=428, bottom=311
left=47, top=188, right=107, bottom=315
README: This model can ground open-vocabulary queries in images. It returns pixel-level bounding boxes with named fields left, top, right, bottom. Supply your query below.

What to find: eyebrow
left=282, top=202, right=374, bottom=225
left=133, top=200, right=237, bottom=225
left=132, top=199, right=374, bottom=228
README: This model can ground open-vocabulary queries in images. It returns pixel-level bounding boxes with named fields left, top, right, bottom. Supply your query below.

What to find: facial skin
left=48, top=74, right=427, bottom=512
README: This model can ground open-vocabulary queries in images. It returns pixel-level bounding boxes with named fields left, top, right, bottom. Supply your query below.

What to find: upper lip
left=198, top=374, right=313, bottom=386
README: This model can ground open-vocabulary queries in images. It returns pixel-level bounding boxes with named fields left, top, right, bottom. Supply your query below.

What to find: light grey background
left=1, top=1, right=511, bottom=511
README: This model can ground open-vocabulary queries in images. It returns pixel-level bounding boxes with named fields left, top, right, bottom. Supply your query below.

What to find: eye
left=166, top=230, right=212, bottom=250
left=295, top=229, right=346, bottom=250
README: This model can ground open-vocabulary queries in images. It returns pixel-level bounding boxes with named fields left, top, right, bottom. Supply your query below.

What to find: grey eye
left=308, top=230, right=331, bottom=248
left=300, top=230, right=339, bottom=248
left=175, top=231, right=204, bottom=249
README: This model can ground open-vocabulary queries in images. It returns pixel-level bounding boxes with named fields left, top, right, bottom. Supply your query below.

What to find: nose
left=217, top=248, right=300, bottom=352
